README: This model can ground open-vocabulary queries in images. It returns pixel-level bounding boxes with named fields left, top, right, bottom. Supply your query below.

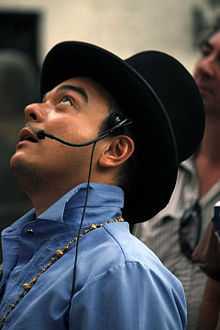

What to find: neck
left=19, top=172, right=118, bottom=216
left=26, top=180, right=78, bottom=216
left=197, top=115, right=220, bottom=163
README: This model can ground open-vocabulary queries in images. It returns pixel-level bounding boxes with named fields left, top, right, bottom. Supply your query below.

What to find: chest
left=0, top=257, right=74, bottom=330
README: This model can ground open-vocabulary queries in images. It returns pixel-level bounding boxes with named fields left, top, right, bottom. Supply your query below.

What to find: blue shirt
left=0, top=183, right=186, bottom=329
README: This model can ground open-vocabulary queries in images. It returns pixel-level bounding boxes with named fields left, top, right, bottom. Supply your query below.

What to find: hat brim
left=41, top=41, right=178, bottom=223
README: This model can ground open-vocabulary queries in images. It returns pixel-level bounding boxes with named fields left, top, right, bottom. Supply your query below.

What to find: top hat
left=40, top=41, right=204, bottom=223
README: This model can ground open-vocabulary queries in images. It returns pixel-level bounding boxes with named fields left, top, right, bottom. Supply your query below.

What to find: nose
left=24, top=102, right=47, bottom=123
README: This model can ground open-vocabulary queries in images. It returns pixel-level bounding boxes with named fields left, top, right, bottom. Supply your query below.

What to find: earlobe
left=98, top=136, right=135, bottom=169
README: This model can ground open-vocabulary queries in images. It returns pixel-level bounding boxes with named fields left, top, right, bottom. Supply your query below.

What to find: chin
left=10, top=153, right=34, bottom=177
left=10, top=154, right=42, bottom=196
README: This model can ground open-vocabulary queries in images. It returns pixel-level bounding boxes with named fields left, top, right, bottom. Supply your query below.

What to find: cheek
left=193, top=66, right=198, bottom=78
left=46, top=142, right=93, bottom=169
left=46, top=118, right=96, bottom=145
left=193, top=61, right=202, bottom=76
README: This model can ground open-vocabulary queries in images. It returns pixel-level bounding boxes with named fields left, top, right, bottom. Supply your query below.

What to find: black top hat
left=40, top=41, right=204, bottom=223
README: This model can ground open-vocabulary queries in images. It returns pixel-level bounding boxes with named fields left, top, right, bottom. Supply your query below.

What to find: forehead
left=49, top=77, right=110, bottom=104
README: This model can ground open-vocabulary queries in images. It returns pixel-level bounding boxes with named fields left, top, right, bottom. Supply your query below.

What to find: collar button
left=26, top=228, right=34, bottom=234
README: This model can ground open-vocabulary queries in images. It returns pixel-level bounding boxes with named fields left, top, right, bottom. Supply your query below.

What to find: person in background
left=0, top=50, right=39, bottom=241
left=134, top=25, right=220, bottom=330
left=0, top=41, right=204, bottom=329
left=197, top=278, right=220, bottom=330
left=192, top=202, right=220, bottom=329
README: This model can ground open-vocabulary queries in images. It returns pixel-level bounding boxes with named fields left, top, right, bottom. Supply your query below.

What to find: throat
left=195, top=155, right=220, bottom=197
left=199, top=173, right=220, bottom=197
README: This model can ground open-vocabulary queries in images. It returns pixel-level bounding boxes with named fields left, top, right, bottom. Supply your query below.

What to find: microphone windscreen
left=37, top=130, right=46, bottom=140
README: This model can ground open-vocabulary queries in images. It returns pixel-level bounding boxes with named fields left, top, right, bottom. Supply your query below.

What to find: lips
left=19, top=127, right=39, bottom=143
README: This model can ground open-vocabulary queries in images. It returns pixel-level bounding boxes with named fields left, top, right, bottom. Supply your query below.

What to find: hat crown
left=126, top=51, right=204, bottom=163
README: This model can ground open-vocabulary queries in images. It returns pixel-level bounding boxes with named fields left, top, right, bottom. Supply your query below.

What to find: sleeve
left=69, top=261, right=186, bottom=330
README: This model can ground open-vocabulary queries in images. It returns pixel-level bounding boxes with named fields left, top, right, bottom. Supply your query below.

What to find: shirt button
left=26, top=228, right=34, bottom=234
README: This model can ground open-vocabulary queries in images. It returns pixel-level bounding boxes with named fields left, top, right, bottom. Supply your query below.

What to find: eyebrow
left=58, top=84, right=88, bottom=103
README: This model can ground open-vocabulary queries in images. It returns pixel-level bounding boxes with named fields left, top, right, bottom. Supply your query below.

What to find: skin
left=10, top=77, right=134, bottom=216
left=194, top=31, right=220, bottom=118
left=193, top=31, right=220, bottom=329
left=197, top=278, right=220, bottom=330
left=193, top=31, right=220, bottom=197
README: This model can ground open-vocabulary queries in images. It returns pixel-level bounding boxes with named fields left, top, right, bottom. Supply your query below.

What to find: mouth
left=195, top=78, right=213, bottom=95
left=18, top=127, right=39, bottom=143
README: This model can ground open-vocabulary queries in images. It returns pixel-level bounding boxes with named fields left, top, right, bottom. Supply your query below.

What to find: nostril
left=30, top=112, right=37, bottom=120
left=25, top=102, right=45, bottom=122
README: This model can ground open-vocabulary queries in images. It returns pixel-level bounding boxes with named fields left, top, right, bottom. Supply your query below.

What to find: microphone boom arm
left=36, top=118, right=133, bottom=148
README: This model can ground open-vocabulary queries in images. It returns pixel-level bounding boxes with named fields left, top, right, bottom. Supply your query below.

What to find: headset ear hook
left=115, top=114, right=122, bottom=123
left=107, top=112, right=133, bottom=132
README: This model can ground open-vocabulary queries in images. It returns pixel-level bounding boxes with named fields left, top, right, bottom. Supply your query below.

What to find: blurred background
left=0, top=0, right=219, bottom=69
left=0, top=0, right=219, bottom=254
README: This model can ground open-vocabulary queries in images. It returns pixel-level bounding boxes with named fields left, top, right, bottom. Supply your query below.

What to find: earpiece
left=98, top=112, right=133, bottom=138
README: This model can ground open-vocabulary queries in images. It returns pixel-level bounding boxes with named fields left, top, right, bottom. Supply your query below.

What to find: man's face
left=10, top=77, right=110, bottom=188
left=194, top=31, right=220, bottom=116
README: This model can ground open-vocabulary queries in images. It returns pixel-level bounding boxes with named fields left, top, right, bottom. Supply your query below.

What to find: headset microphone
left=36, top=112, right=133, bottom=147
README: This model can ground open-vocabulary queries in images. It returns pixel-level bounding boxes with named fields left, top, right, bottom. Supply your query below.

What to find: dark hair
left=198, top=23, right=220, bottom=48
left=0, top=50, right=39, bottom=119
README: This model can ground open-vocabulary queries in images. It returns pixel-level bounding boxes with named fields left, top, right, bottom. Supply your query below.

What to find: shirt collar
left=5, top=183, right=124, bottom=234
left=38, top=182, right=124, bottom=224
left=180, top=156, right=196, bottom=175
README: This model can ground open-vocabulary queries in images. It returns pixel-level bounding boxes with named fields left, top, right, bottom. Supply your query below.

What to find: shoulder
left=71, top=222, right=186, bottom=329
left=78, top=222, right=184, bottom=295
left=73, top=253, right=186, bottom=330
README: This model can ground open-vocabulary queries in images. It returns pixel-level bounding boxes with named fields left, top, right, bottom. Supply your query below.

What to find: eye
left=59, top=95, right=74, bottom=106
left=200, top=45, right=211, bottom=57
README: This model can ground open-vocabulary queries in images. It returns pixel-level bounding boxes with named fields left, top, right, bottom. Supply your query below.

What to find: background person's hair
left=197, top=22, right=220, bottom=49
left=0, top=49, right=39, bottom=250
left=0, top=50, right=39, bottom=120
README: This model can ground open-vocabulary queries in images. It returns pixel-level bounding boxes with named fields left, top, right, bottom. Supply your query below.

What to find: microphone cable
left=34, top=111, right=133, bottom=320
left=36, top=117, right=132, bottom=147
left=71, top=142, right=96, bottom=296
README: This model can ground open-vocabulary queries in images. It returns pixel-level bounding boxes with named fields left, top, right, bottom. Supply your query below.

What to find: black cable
left=36, top=118, right=132, bottom=147
left=69, top=142, right=97, bottom=307
left=35, top=112, right=133, bottom=320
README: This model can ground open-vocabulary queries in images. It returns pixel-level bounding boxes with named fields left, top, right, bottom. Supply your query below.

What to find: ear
left=98, top=135, right=135, bottom=169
